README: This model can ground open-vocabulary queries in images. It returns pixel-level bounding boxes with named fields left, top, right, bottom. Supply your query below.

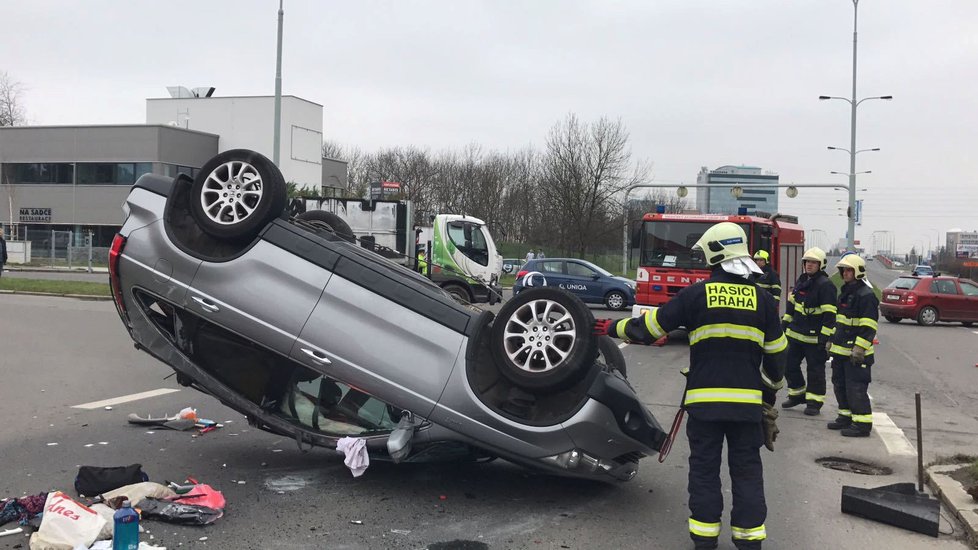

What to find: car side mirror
left=591, top=274, right=601, bottom=280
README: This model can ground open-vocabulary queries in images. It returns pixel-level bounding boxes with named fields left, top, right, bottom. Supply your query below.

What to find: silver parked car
left=109, top=149, right=666, bottom=481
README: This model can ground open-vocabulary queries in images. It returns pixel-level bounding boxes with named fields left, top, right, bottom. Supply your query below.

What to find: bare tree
left=0, top=72, right=27, bottom=126
left=540, top=114, right=646, bottom=256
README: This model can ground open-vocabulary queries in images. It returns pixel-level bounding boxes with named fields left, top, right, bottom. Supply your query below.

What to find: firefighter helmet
left=693, top=222, right=751, bottom=266
left=753, top=250, right=770, bottom=262
left=802, top=247, right=827, bottom=270
left=835, top=253, right=867, bottom=279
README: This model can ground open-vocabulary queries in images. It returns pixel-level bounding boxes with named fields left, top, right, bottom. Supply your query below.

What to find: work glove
left=825, top=340, right=833, bottom=354
left=593, top=319, right=616, bottom=337
left=851, top=345, right=866, bottom=364
left=762, top=403, right=779, bottom=452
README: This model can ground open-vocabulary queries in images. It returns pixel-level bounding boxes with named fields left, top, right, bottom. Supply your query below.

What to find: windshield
left=889, top=277, right=919, bottom=290
left=447, top=221, right=489, bottom=266
left=640, top=221, right=750, bottom=270
left=915, top=265, right=933, bottom=274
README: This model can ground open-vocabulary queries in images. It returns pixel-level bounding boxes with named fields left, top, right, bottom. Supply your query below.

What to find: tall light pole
left=820, top=0, right=892, bottom=252
left=273, top=0, right=284, bottom=166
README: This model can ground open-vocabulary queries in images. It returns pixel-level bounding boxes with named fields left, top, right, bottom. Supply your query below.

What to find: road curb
left=0, top=289, right=111, bottom=301
left=926, top=464, right=978, bottom=544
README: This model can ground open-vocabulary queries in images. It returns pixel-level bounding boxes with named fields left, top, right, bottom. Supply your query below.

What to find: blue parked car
left=514, top=258, right=636, bottom=310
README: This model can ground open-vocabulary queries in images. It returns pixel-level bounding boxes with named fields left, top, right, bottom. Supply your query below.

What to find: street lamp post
left=820, top=0, right=891, bottom=252
left=273, top=0, right=284, bottom=166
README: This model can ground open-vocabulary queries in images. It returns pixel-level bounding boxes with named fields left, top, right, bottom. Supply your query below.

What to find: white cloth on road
left=721, top=257, right=762, bottom=279
left=336, top=437, right=370, bottom=477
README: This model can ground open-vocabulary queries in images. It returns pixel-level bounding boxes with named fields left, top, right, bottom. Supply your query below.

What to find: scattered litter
left=146, top=431, right=156, bottom=434
left=391, top=529, right=411, bottom=535
left=260, top=462, right=268, bottom=467
left=271, top=449, right=283, bottom=453
left=139, top=498, right=223, bottom=525
left=237, top=481, right=246, bottom=485
left=75, top=464, right=150, bottom=497
left=199, top=536, right=208, bottom=541
left=0, top=527, right=23, bottom=537
left=46, top=442, right=58, bottom=446
left=221, top=464, right=226, bottom=468
left=85, top=444, right=94, bottom=448
left=336, top=437, right=370, bottom=477
left=227, top=433, right=239, bottom=437
left=350, top=520, right=363, bottom=525
left=224, top=420, right=233, bottom=423
left=105, top=406, right=113, bottom=411
left=99, top=442, right=109, bottom=445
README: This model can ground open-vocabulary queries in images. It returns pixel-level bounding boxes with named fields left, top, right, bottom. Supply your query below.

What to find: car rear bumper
left=879, top=303, right=916, bottom=318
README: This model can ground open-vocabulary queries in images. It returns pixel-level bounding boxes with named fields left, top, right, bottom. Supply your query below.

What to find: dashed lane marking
left=72, top=388, right=180, bottom=410
left=872, top=411, right=917, bottom=456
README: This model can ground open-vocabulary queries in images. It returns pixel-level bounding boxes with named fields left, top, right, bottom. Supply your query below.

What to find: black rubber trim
left=263, top=219, right=474, bottom=336
left=133, top=173, right=175, bottom=198
left=587, top=371, right=668, bottom=452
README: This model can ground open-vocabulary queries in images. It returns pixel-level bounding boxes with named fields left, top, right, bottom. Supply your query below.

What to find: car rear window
left=889, top=277, right=919, bottom=290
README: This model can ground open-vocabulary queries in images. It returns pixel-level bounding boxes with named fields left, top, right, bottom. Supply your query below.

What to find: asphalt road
left=0, top=288, right=973, bottom=549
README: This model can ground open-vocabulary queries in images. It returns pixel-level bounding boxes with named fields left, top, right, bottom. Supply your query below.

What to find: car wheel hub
left=502, top=298, right=576, bottom=374
left=608, top=294, right=623, bottom=308
left=200, top=160, right=264, bottom=225
left=922, top=309, right=936, bottom=323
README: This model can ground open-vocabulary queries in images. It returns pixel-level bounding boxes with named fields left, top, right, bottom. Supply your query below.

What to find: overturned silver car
left=109, top=149, right=667, bottom=481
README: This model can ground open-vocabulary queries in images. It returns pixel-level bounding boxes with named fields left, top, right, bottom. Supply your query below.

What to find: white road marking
left=872, top=412, right=917, bottom=456
left=72, top=388, right=180, bottom=410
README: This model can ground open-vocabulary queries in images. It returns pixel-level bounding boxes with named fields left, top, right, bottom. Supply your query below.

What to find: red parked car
left=879, top=276, right=978, bottom=326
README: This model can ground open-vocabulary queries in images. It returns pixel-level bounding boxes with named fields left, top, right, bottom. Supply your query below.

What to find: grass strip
left=0, top=278, right=111, bottom=297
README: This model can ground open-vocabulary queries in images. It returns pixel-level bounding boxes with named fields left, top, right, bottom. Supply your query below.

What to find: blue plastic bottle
left=112, top=499, right=140, bottom=550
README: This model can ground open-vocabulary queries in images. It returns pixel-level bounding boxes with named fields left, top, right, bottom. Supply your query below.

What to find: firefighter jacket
left=782, top=271, right=837, bottom=345
left=751, top=265, right=782, bottom=302
left=614, top=269, right=787, bottom=423
left=829, top=280, right=879, bottom=364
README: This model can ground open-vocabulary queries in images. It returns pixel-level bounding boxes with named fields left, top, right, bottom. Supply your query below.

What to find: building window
left=2, top=163, right=74, bottom=184
left=164, top=164, right=199, bottom=179
left=77, top=163, right=155, bottom=185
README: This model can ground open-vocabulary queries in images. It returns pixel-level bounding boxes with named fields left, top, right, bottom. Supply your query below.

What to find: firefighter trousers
left=831, top=357, right=873, bottom=429
left=784, top=340, right=828, bottom=408
left=687, top=417, right=767, bottom=549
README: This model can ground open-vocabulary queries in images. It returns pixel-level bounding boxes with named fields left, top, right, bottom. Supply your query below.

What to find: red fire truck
left=632, top=212, right=805, bottom=315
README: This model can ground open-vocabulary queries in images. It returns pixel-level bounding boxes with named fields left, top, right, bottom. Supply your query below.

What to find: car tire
left=296, top=210, right=356, bottom=243
left=884, top=315, right=902, bottom=324
left=443, top=284, right=470, bottom=304
left=916, top=306, right=939, bottom=326
left=189, top=149, right=287, bottom=240
left=604, top=290, right=628, bottom=311
left=597, top=335, right=627, bottom=378
left=490, top=287, right=598, bottom=393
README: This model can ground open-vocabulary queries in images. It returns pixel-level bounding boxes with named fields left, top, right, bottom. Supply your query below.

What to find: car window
left=567, top=262, right=597, bottom=278
left=889, top=277, right=919, bottom=290
left=447, top=222, right=489, bottom=266
left=539, top=260, right=564, bottom=273
left=278, top=375, right=400, bottom=436
left=930, top=280, right=958, bottom=295
left=960, top=281, right=978, bottom=296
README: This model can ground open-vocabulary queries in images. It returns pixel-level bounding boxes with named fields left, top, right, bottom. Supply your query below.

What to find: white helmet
left=693, top=222, right=751, bottom=266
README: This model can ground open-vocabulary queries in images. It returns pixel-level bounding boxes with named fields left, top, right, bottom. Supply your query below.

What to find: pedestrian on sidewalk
left=0, top=228, right=7, bottom=278
left=826, top=253, right=879, bottom=437
left=780, top=248, right=837, bottom=415
left=525, top=249, right=535, bottom=262
left=595, top=222, right=786, bottom=550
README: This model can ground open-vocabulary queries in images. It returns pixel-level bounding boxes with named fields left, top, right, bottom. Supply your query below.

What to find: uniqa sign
left=19, top=207, right=52, bottom=223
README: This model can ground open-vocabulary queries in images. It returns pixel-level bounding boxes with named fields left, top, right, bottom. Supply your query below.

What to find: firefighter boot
left=841, top=424, right=872, bottom=437
left=827, top=416, right=852, bottom=430
left=803, top=404, right=821, bottom=416
left=780, top=395, right=805, bottom=409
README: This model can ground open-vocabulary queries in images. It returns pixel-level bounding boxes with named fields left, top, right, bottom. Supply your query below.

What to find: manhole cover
left=428, top=542, right=489, bottom=550
left=816, top=457, right=893, bottom=475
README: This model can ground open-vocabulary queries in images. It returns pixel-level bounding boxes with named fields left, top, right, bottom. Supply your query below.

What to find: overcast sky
left=3, top=0, right=976, bottom=255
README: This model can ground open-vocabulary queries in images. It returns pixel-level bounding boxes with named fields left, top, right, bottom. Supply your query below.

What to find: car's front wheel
left=490, top=287, right=598, bottom=392
left=884, top=315, right=902, bottom=324
left=189, top=149, right=287, bottom=241
left=296, top=210, right=355, bottom=242
left=597, top=335, right=627, bottom=378
left=604, top=290, right=628, bottom=311
left=916, top=306, right=939, bottom=326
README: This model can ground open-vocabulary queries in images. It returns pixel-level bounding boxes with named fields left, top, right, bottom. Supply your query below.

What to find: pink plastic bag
left=170, top=483, right=225, bottom=511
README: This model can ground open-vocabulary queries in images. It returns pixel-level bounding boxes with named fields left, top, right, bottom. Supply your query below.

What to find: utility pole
left=273, top=0, right=284, bottom=166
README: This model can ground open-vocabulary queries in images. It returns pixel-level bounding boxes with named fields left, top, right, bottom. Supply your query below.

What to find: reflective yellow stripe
left=689, top=518, right=721, bottom=537
left=773, top=295, right=781, bottom=302
left=646, top=310, right=666, bottom=339
left=788, top=386, right=806, bottom=396
left=836, top=314, right=854, bottom=326
left=821, top=304, right=838, bottom=313
left=731, top=525, right=767, bottom=541
left=857, top=318, right=879, bottom=329
left=787, top=294, right=797, bottom=304
left=820, top=325, right=836, bottom=336
left=764, top=334, right=787, bottom=353
left=854, top=336, right=873, bottom=349
left=852, top=414, right=873, bottom=424
left=782, top=313, right=793, bottom=322
left=685, top=388, right=763, bottom=406
left=829, top=344, right=851, bottom=356
left=838, top=409, right=852, bottom=417
left=760, top=367, right=783, bottom=390
left=680, top=366, right=690, bottom=376
left=805, top=392, right=825, bottom=403
left=615, top=318, right=630, bottom=339
left=688, top=323, right=765, bottom=347
left=785, top=328, right=818, bottom=344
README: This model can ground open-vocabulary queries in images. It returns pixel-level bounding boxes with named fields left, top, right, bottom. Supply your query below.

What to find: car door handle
left=300, top=348, right=332, bottom=365
left=191, top=296, right=219, bottom=313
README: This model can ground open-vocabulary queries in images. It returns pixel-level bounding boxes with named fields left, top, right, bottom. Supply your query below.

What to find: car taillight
left=905, top=292, right=916, bottom=305
left=109, top=234, right=129, bottom=322
left=516, top=270, right=528, bottom=280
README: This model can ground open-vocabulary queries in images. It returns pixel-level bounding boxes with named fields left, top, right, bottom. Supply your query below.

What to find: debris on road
left=75, top=464, right=150, bottom=497
left=349, top=520, right=363, bottom=525
left=0, top=493, right=47, bottom=527
left=336, top=437, right=370, bottom=477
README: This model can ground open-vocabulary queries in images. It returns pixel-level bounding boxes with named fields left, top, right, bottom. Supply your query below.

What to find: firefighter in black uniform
left=826, top=253, right=879, bottom=436
left=595, top=222, right=786, bottom=550
left=750, top=250, right=781, bottom=303
left=780, top=247, right=837, bottom=416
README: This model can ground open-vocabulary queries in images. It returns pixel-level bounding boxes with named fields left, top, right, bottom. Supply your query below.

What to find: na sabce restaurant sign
left=20, top=207, right=52, bottom=223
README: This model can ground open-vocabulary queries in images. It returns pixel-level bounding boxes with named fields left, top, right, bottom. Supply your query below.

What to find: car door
left=565, top=260, right=602, bottom=302
left=537, top=260, right=567, bottom=291
left=929, top=278, right=964, bottom=320
left=958, top=280, right=978, bottom=321
left=185, top=226, right=334, bottom=357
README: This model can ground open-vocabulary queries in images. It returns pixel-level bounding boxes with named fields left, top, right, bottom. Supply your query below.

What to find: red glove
left=593, top=318, right=615, bottom=337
